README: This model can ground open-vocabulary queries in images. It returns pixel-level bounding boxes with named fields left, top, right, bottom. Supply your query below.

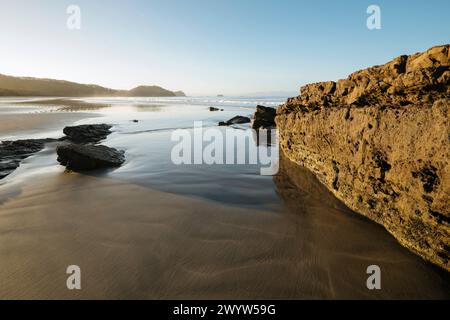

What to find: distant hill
left=174, top=91, right=186, bottom=97
left=126, top=85, right=179, bottom=97
left=0, top=73, right=185, bottom=97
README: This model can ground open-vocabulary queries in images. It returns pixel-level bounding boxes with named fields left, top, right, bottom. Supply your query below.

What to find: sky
left=0, top=0, right=449, bottom=96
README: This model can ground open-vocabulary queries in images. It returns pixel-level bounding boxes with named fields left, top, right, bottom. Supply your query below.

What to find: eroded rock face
left=63, top=124, right=112, bottom=143
left=56, top=144, right=125, bottom=171
left=277, top=45, right=450, bottom=270
left=283, top=45, right=449, bottom=110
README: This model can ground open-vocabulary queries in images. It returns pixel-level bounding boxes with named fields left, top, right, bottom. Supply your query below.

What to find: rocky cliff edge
left=277, top=45, right=449, bottom=270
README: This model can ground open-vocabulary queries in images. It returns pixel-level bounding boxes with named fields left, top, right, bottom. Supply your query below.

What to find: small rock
left=63, top=124, right=112, bottom=143
left=209, top=107, right=220, bottom=112
left=56, top=144, right=125, bottom=171
left=218, top=116, right=251, bottom=126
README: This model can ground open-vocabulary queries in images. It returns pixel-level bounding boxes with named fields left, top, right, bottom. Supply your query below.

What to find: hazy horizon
left=1, top=0, right=449, bottom=95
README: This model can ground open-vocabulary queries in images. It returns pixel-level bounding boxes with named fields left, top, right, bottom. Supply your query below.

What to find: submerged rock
left=0, top=161, right=20, bottom=179
left=0, top=138, right=56, bottom=179
left=56, top=144, right=125, bottom=171
left=218, top=116, right=251, bottom=126
left=252, top=105, right=277, bottom=130
left=63, top=124, right=112, bottom=143
left=277, top=44, right=450, bottom=270
left=0, top=139, right=51, bottom=157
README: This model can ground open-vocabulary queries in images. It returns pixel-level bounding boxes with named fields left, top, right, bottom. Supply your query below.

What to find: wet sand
left=0, top=98, right=103, bottom=140
left=0, top=98, right=449, bottom=299
left=0, top=113, right=98, bottom=139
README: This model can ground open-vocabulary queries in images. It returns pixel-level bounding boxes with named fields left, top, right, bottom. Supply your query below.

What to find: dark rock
left=132, top=120, right=139, bottom=123
left=0, top=161, right=20, bottom=171
left=0, top=138, right=56, bottom=179
left=56, top=144, right=125, bottom=171
left=63, top=124, right=112, bottom=143
left=0, top=139, right=50, bottom=157
left=252, top=105, right=277, bottom=130
left=209, top=107, right=220, bottom=112
left=218, top=116, right=251, bottom=126
left=0, top=161, right=20, bottom=179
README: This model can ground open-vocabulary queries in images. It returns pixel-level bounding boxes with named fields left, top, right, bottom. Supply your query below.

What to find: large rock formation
left=276, top=45, right=449, bottom=270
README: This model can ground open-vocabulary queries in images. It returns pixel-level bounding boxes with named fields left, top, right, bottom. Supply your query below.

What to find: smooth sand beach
left=0, top=99, right=105, bottom=140
left=0, top=98, right=449, bottom=299
left=0, top=113, right=97, bottom=139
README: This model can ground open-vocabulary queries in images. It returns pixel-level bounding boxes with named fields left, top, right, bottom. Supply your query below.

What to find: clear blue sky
left=0, top=0, right=449, bottom=95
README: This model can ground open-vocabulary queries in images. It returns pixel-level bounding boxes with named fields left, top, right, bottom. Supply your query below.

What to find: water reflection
left=273, top=154, right=450, bottom=299
left=14, top=98, right=111, bottom=112
left=132, top=104, right=163, bottom=112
